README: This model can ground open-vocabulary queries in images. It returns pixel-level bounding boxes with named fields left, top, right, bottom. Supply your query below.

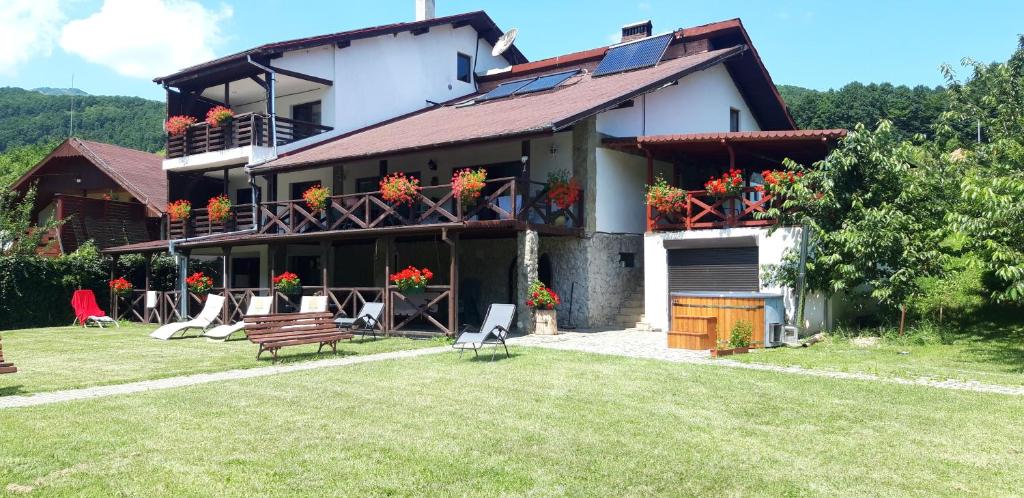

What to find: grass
left=732, top=317, right=1024, bottom=386
left=0, top=324, right=436, bottom=396
left=1, top=348, right=1022, bottom=496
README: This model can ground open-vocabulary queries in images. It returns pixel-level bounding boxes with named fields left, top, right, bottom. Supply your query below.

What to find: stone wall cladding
left=540, top=232, right=643, bottom=328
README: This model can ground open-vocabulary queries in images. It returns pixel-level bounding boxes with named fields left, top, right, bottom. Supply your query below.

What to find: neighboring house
left=106, top=3, right=843, bottom=337
left=11, top=138, right=166, bottom=255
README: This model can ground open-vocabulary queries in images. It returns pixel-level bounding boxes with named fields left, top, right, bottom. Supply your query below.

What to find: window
left=457, top=53, right=472, bottom=83
left=355, top=177, right=380, bottom=194
left=292, top=101, right=322, bottom=141
left=290, top=181, right=320, bottom=200
left=236, top=188, right=254, bottom=204
left=730, top=108, right=741, bottom=132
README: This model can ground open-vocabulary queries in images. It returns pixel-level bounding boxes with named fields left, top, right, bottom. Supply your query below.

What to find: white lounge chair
left=203, top=296, right=272, bottom=340
left=150, top=294, right=226, bottom=340
left=334, top=302, right=384, bottom=340
left=300, top=295, right=327, bottom=313
left=453, top=303, right=516, bottom=360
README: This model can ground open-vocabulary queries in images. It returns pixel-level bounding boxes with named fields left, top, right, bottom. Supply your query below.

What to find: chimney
left=416, top=0, right=435, bottom=21
left=620, top=20, right=653, bottom=43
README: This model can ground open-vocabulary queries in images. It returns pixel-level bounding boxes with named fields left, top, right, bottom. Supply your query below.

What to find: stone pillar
left=572, top=115, right=599, bottom=235
left=515, top=229, right=539, bottom=333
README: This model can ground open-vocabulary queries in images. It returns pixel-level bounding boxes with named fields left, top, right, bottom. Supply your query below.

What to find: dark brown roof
left=102, top=238, right=170, bottom=255
left=154, top=11, right=525, bottom=88
left=255, top=46, right=746, bottom=173
left=12, top=138, right=167, bottom=214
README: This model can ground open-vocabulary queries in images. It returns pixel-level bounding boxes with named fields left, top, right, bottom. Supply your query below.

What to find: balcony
left=647, top=187, right=778, bottom=231
left=164, top=112, right=332, bottom=168
left=167, top=205, right=256, bottom=239
left=254, top=177, right=582, bottom=237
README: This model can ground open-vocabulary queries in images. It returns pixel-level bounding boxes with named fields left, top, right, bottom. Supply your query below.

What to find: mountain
left=33, top=87, right=90, bottom=96
left=0, top=87, right=165, bottom=154
left=777, top=83, right=947, bottom=137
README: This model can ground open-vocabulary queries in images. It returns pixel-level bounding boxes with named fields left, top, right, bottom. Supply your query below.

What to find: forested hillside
left=0, top=87, right=164, bottom=154
left=778, top=83, right=947, bottom=137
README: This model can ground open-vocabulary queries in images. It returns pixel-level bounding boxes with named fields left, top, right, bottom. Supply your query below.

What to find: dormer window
left=457, top=53, right=472, bottom=83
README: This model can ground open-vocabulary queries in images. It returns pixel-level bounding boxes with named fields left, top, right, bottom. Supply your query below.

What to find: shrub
left=728, top=320, right=754, bottom=349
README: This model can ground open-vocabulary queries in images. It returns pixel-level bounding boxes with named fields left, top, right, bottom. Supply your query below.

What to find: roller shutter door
left=667, top=247, right=758, bottom=292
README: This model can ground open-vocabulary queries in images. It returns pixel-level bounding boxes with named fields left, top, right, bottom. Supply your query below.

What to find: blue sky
left=2, top=0, right=1021, bottom=101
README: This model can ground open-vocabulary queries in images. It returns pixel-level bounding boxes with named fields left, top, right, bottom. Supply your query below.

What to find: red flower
left=168, top=199, right=192, bottom=221
left=109, top=277, right=132, bottom=296
left=389, top=266, right=434, bottom=292
left=205, top=106, right=234, bottom=127
left=526, top=281, right=559, bottom=310
left=185, top=272, right=214, bottom=294
left=273, top=271, right=301, bottom=293
left=379, top=172, right=421, bottom=206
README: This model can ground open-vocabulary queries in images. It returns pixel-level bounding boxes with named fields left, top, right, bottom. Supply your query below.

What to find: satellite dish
left=492, top=28, right=518, bottom=57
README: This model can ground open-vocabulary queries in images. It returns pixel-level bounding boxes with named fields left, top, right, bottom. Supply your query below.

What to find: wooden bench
left=244, top=312, right=353, bottom=362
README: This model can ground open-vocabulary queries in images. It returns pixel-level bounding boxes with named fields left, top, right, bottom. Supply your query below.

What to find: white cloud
left=60, top=0, right=233, bottom=79
left=0, top=0, right=65, bottom=75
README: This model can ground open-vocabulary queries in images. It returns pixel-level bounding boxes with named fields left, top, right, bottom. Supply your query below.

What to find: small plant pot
left=533, top=309, right=558, bottom=335
left=400, top=286, right=426, bottom=295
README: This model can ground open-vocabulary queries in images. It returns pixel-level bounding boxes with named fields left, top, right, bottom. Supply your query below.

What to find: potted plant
left=526, top=280, right=560, bottom=335
left=451, top=168, right=487, bottom=208
left=185, top=271, right=214, bottom=298
left=389, top=266, right=433, bottom=294
left=302, top=184, right=330, bottom=213
left=645, top=176, right=687, bottom=220
left=168, top=199, right=192, bottom=221
left=711, top=320, right=754, bottom=357
left=379, top=172, right=421, bottom=206
left=109, top=277, right=133, bottom=297
left=207, top=194, right=232, bottom=224
left=757, top=169, right=802, bottom=195
left=205, top=105, right=235, bottom=127
left=165, top=115, right=197, bottom=136
left=546, top=169, right=580, bottom=214
left=273, top=271, right=301, bottom=295
left=704, top=168, right=745, bottom=198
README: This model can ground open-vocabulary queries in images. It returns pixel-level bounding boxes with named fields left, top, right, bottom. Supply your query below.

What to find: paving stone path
left=510, top=330, right=1024, bottom=396
left=0, top=346, right=450, bottom=409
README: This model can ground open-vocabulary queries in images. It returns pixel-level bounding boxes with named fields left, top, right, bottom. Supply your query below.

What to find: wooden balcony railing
left=165, top=112, right=332, bottom=159
left=256, top=177, right=584, bottom=236
left=647, top=187, right=778, bottom=231
left=167, top=205, right=255, bottom=239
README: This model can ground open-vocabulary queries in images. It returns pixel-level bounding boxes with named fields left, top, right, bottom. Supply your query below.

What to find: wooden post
left=269, top=244, right=278, bottom=313
left=644, top=147, right=654, bottom=232
left=899, top=304, right=907, bottom=336
left=445, top=230, right=459, bottom=336
left=222, top=247, right=232, bottom=324
left=320, top=241, right=330, bottom=298
left=143, top=253, right=152, bottom=323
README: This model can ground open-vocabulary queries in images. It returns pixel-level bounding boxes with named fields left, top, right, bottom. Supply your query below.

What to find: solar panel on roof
left=593, top=33, right=673, bottom=77
left=515, top=69, right=581, bottom=95
left=477, top=78, right=536, bottom=101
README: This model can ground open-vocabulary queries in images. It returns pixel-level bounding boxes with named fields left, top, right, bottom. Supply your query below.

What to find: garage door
left=667, top=247, right=758, bottom=292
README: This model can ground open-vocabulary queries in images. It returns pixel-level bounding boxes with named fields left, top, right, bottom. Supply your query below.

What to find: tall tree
left=939, top=36, right=1024, bottom=302
left=778, top=83, right=947, bottom=138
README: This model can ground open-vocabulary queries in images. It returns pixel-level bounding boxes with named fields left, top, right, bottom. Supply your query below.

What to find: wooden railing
left=165, top=112, right=332, bottom=159
left=647, top=187, right=778, bottom=231
left=257, top=177, right=584, bottom=235
left=167, top=205, right=255, bottom=238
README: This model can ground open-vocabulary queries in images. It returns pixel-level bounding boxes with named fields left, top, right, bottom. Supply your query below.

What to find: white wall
left=643, top=227, right=829, bottom=334
left=597, top=64, right=760, bottom=138
left=595, top=148, right=647, bottom=234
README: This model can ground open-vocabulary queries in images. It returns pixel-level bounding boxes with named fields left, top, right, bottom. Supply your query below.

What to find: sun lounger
left=70, top=289, right=118, bottom=328
left=203, top=296, right=272, bottom=340
left=453, top=303, right=515, bottom=360
left=150, top=294, right=226, bottom=340
left=334, top=302, right=384, bottom=340
left=300, top=295, right=327, bottom=313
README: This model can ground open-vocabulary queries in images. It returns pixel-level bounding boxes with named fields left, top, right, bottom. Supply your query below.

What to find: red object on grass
left=70, top=289, right=107, bottom=327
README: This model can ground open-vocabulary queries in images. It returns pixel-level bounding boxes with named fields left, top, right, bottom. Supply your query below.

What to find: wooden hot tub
left=667, top=292, right=784, bottom=350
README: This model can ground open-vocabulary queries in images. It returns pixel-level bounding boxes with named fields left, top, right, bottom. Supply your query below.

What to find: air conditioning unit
left=767, top=323, right=800, bottom=347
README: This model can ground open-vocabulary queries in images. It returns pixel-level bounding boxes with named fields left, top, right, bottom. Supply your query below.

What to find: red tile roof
left=607, top=129, right=848, bottom=145
left=256, top=46, right=746, bottom=172
left=12, top=138, right=166, bottom=214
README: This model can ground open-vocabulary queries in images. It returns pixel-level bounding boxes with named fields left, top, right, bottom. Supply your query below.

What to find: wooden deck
left=648, top=187, right=778, bottom=232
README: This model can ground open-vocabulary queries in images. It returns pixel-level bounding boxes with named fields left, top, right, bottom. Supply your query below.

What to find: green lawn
left=1, top=348, right=1022, bottom=496
left=732, top=319, right=1024, bottom=386
left=0, top=324, right=437, bottom=396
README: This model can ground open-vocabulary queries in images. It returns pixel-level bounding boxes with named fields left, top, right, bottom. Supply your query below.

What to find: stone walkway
left=0, top=346, right=450, bottom=409
left=510, top=330, right=1024, bottom=396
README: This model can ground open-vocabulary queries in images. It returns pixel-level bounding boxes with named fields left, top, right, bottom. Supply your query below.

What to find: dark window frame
left=457, top=52, right=472, bottom=83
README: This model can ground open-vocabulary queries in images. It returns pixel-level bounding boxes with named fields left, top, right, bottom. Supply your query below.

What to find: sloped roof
left=606, top=129, right=847, bottom=145
left=255, top=45, right=747, bottom=172
left=12, top=138, right=166, bottom=214
left=154, top=11, right=525, bottom=88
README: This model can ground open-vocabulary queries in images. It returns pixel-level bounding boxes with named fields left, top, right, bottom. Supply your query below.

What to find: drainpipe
left=246, top=55, right=277, bottom=156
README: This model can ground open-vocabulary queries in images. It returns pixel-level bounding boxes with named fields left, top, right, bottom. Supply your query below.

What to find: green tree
left=761, top=122, right=959, bottom=329
left=778, top=83, right=947, bottom=138
left=939, top=37, right=1024, bottom=302
left=0, top=185, right=63, bottom=257
left=0, top=140, right=57, bottom=187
